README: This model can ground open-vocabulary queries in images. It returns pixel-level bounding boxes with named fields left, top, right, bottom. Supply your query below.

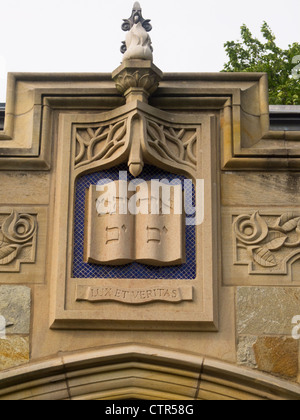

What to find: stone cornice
left=1, top=72, right=300, bottom=171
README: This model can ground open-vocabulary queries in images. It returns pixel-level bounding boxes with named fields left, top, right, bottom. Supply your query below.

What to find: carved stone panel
left=222, top=209, right=300, bottom=286
left=76, top=285, right=193, bottom=305
left=75, top=120, right=128, bottom=171
left=0, top=207, right=47, bottom=284
left=0, top=210, right=37, bottom=273
left=84, top=182, right=185, bottom=267
left=50, top=105, right=218, bottom=331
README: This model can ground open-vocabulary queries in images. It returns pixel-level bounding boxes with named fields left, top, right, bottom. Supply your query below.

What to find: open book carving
left=84, top=181, right=185, bottom=266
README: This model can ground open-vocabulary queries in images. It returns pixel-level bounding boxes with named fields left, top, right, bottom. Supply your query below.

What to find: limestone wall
left=0, top=71, right=300, bottom=399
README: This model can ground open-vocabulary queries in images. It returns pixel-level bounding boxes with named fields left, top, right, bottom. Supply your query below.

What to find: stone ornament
left=75, top=120, right=127, bottom=170
left=51, top=108, right=217, bottom=329
left=121, top=2, right=153, bottom=61
left=48, top=2, right=218, bottom=330
left=0, top=210, right=37, bottom=272
left=77, top=285, right=193, bottom=305
left=74, top=106, right=199, bottom=179
left=84, top=182, right=185, bottom=267
left=114, top=67, right=161, bottom=98
left=112, top=60, right=163, bottom=104
left=233, top=211, right=300, bottom=275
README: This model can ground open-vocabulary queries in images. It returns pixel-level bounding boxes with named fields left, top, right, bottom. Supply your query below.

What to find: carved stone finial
left=121, top=2, right=153, bottom=61
left=113, top=3, right=162, bottom=104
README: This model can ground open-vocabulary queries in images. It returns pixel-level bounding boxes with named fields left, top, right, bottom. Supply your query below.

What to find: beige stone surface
left=222, top=172, right=300, bottom=208
left=1, top=345, right=299, bottom=400
left=1, top=71, right=299, bottom=171
left=50, top=103, right=218, bottom=332
left=253, top=337, right=298, bottom=379
left=1, top=69, right=300, bottom=398
left=113, top=60, right=162, bottom=104
left=237, top=336, right=258, bottom=369
left=0, top=286, right=31, bottom=334
left=0, top=336, right=29, bottom=371
left=0, top=73, right=121, bottom=170
left=85, top=182, right=185, bottom=266
left=0, top=207, right=47, bottom=284
left=222, top=208, right=300, bottom=286
left=33, top=285, right=236, bottom=363
left=0, top=172, right=50, bottom=206
left=237, top=287, right=300, bottom=335
left=221, top=172, right=300, bottom=287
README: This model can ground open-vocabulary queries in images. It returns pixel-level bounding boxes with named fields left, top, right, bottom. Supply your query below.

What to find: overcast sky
left=0, top=0, right=299, bottom=101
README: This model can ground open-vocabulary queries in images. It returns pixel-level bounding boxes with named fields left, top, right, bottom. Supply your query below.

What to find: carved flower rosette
left=233, top=211, right=300, bottom=272
left=0, top=211, right=37, bottom=266
left=114, top=69, right=161, bottom=97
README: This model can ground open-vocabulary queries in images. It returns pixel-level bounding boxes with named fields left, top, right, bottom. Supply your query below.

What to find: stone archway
left=0, top=344, right=299, bottom=400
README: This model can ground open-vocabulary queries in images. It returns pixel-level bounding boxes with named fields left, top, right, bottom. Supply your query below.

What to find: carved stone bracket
left=233, top=211, right=300, bottom=275
left=75, top=119, right=128, bottom=171
left=0, top=210, right=37, bottom=273
left=74, top=101, right=198, bottom=179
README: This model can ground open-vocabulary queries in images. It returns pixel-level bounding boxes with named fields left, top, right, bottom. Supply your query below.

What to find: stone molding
left=1, top=72, right=300, bottom=171
left=74, top=101, right=198, bottom=178
left=0, top=344, right=299, bottom=400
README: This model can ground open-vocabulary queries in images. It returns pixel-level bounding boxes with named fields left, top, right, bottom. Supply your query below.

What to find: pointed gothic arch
left=0, top=344, right=299, bottom=400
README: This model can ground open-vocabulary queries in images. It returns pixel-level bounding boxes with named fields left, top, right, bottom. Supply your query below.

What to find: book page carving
left=84, top=181, right=185, bottom=266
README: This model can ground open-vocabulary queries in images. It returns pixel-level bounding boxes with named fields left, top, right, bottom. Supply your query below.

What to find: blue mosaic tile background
left=73, top=164, right=196, bottom=279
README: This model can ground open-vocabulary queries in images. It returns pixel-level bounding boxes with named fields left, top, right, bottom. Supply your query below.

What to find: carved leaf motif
left=75, top=120, right=127, bottom=169
left=146, top=120, right=197, bottom=171
left=266, top=232, right=287, bottom=251
left=0, top=245, right=19, bottom=265
left=253, top=247, right=277, bottom=267
left=0, top=231, right=9, bottom=248
left=276, top=213, right=300, bottom=232
left=114, top=71, right=159, bottom=96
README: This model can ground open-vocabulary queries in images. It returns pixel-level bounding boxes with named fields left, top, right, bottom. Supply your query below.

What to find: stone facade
left=0, top=3, right=300, bottom=401
left=0, top=286, right=30, bottom=369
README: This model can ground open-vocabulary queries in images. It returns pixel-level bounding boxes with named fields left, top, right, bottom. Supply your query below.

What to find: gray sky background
left=0, top=0, right=299, bottom=101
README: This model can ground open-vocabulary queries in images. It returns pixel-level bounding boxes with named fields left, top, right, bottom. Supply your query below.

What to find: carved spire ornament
left=113, top=2, right=162, bottom=105
left=121, top=2, right=153, bottom=61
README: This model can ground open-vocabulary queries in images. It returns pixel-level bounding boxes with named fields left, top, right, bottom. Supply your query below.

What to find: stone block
left=237, top=287, right=300, bottom=335
left=0, top=336, right=29, bottom=371
left=0, top=286, right=31, bottom=334
left=253, top=337, right=298, bottom=379
left=237, top=336, right=258, bottom=369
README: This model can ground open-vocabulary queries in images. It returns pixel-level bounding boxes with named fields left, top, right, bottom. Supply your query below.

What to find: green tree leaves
left=223, top=22, right=300, bottom=105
